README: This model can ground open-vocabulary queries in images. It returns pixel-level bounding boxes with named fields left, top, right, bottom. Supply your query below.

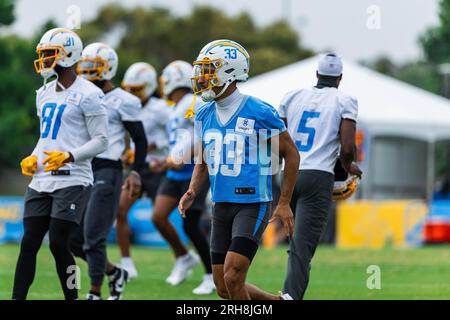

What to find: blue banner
left=0, top=196, right=188, bottom=247
left=0, top=197, right=24, bottom=243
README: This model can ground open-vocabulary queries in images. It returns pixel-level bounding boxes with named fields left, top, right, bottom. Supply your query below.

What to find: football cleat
left=107, top=267, right=129, bottom=300
left=120, top=257, right=138, bottom=280
left=166, top=251, right=200, bottom=286
left=192, top=274, right=216, bottom=295
left=279, top=292, right=294, bottom=300
left=86, top=292, right=102, bottom=300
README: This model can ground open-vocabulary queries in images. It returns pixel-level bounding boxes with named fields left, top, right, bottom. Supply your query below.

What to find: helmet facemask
left=122, top=82, right=148, bottom=102
left=77, top=56, right=109, bottom=81
left=191, top=58, right=232, bottom=102
left=34, top=46, right=68, bottom=79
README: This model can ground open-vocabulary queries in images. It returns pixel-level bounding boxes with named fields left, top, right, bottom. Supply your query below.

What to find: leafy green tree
left=0, top=0, right=14, bottom=26
left=0, top=20, right=57, bottom=168
left=420, top=0, right=450, bottom=64
left=0, top=4, right=312, bottom=169
left=78, top=5, right=312, bottom=84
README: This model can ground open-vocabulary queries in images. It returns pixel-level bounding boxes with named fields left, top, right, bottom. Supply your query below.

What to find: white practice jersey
left=96, top=88, right=142, bottom=161
left=30, top=77, right=107, bottom=192
left=279, top=86, right=358, bottom=174
left=139, top=97, right=171, bottom=162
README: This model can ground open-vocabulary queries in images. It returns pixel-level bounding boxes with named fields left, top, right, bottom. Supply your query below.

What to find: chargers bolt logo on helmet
left=332, top=176, right=359, bottom=201
left=332, top=159, right=359, bottom=201
left=122, top=62, right=158, bottom=101
left=191, top=39, right=250, bottom=103
left=34, top=27, right=83, bottom=80
left=76, top=42, right=119, bottom=81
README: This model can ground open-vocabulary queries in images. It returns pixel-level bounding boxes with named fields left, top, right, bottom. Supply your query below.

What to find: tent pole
left=426, top=141, right=435, bottom=202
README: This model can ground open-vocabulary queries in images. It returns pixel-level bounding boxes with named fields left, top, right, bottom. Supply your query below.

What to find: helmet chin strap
left=41, top=68, right=56, bottom=88
left=56, top=73, right=67, bottom=91
left=41, top=67, right=66, bottom=91
left=201, top=79, right=232, bottom=102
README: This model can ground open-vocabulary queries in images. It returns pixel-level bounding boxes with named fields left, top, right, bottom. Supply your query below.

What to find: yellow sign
left=337, top=200, right=427, bottom=248
left=0, top=205, right=21, bottom=221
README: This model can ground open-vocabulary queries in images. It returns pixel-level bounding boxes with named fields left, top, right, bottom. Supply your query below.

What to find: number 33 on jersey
left=194, top=96, right=286, bottom=204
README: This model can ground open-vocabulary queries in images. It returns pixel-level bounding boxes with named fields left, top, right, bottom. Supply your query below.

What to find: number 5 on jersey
left=296, top=111, right=320, bottom=152
left=41, top=103, right=67, bottom=139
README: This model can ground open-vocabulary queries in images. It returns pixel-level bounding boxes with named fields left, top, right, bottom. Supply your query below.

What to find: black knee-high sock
left=48, top=218, right=79, bottom=300
left=69, top=223, right=87, bottom=261
left=183, top=209, right=212, bottom=274
left=12, top=216, right=50, bottom=300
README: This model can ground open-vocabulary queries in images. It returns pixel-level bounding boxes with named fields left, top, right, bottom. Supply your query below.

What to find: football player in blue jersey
left=150, top=61, right=215, bottom=294
left=179, top=40, right=300, bottom=300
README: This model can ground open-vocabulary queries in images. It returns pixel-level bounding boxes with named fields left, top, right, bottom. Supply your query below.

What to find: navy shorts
left=210, top=202, right=271, bottom=263
left=156, top=176, right=209, bottom=211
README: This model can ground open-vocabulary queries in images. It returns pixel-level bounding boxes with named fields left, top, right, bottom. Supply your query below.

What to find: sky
left=6, top=0, right=441, bottom=63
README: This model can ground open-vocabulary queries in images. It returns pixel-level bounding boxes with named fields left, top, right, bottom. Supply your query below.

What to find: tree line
left=0, top=0, right=449, bottom=172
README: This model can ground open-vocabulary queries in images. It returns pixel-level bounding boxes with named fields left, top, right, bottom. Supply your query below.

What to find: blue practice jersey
left=195, top=95, right=286, bottom=203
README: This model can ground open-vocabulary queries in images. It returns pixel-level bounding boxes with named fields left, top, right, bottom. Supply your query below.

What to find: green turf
left=1, top=243, right=450, bottom=300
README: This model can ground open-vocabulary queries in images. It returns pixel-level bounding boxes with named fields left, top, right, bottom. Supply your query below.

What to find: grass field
left=1, top=243, right=450, bottom=300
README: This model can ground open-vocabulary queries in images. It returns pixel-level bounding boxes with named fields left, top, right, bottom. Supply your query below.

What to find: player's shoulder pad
left=36, top=79, right=57, bottom=100
left=194, top=101, right=215, bottom=122
left=76, top=78, right=106, bottom=115
left=246, top=95, right=281, bottom=120
left=77, top=76, right=104, bottom=96
left=280, top=89, right=303, bottom=107
left=337, top=91, right=358, bottom=110
left=116, top=87, right=142, bottom=109
left=337, top=91, right=358, bottom=122
left=151, top=97, right=169, bottom=110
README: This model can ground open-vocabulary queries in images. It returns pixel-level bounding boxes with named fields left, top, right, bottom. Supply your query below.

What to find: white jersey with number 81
left=30, top=77, right=107, bottom=192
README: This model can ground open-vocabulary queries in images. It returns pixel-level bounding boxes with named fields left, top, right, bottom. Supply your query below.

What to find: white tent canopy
left=239, top=55, right=450, bottom=142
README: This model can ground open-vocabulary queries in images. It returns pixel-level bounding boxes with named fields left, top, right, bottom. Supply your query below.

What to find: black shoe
left=107, top=267, right=129, bottom=300
left=86, top=292, right=102, bottom=300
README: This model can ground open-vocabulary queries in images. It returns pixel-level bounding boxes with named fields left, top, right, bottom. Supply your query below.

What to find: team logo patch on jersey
left=235, top=117, right=255, bottom=134
left=65, top=91, right=83, bottom=106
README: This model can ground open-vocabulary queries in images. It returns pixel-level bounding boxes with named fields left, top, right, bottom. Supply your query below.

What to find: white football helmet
left=122, top=62, right=157, bottom=101
left=34, top=27, right=83, bottom=79
left=333, top=176, right=359, bottom=201
left=76, top=42, right=118, bottom=81
left=332, top=159, right=360, bottom=201
left=192, top=39, right=250, bottom=102
left=160, top=60, right=192, bottom=99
